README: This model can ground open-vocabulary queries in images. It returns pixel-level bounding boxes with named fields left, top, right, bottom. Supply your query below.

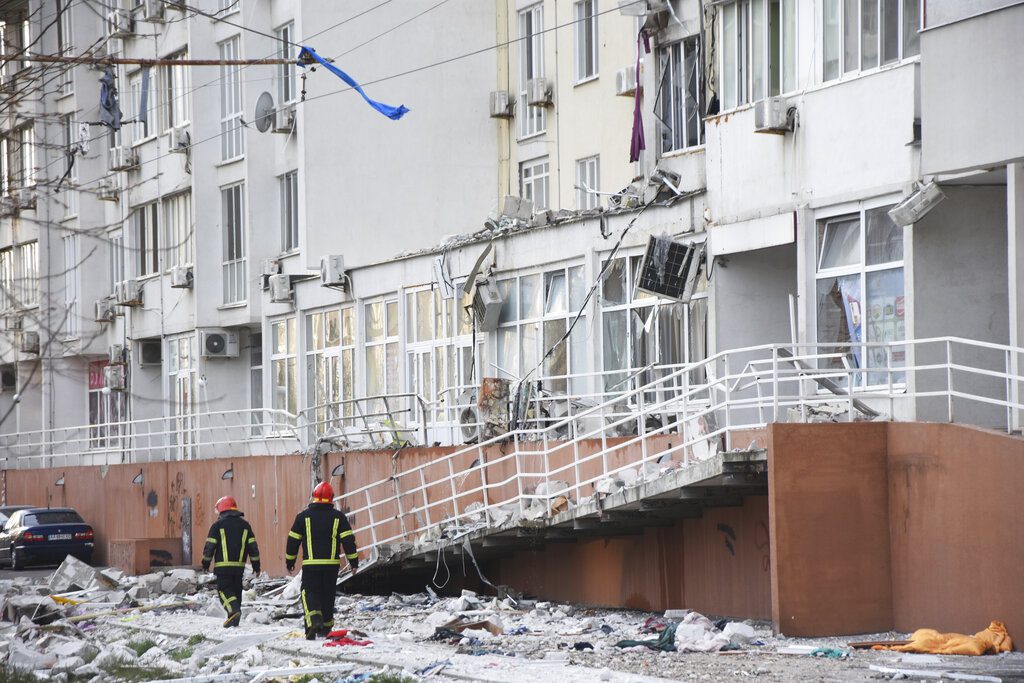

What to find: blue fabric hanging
left=98, top=68, right=123, bottom=130
left=297, top=46, right=409, bottom=120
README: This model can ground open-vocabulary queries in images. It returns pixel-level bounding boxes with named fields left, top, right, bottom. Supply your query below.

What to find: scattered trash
left=573, top=641, right=595, bottom=650
left=808, top=647, right=849, bottom=659
left=323, top=629, right=373, bottom=647
left=872, top=622, right=1013, bottom=656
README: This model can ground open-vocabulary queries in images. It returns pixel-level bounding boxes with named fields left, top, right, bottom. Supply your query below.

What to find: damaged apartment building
left=1, top=0, right=1023, bottom=639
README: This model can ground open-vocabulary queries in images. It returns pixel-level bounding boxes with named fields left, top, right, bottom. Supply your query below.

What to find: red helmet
left=215, top=496, right=238, bottom=513
left=312, top=481, right=334, bottom=503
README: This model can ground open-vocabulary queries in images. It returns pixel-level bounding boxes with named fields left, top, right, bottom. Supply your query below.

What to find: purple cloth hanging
left=629, top=31, right=651, bottom=163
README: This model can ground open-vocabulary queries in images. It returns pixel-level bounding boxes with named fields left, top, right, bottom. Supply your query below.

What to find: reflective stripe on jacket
left=285, top=502, right=358, bottom=567
left=202, top=510, right=260, bottom=573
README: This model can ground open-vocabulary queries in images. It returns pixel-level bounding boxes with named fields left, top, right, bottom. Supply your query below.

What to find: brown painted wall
left=768, top=423, right=894, bottom=637
left=887, top=423, right=1024, bottom=639
left=492, top=497, right=772, bottom=619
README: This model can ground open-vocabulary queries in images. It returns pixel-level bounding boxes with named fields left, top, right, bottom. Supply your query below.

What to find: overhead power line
left=1, top=53, right=305, bottom=66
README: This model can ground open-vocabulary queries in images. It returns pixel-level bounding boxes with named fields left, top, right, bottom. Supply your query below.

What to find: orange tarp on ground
left=874, top=621, right=1013, bottom=656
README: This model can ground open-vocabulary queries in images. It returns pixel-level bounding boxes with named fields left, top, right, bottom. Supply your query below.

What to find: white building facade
left=1, top=0, right=1021, bottom=466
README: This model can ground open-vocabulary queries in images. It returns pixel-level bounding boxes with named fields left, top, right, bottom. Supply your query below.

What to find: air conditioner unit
left=168, top=126, right=190, bottom=153
left=139, top=339, right=162, bottom=366
left=615, top=65, right=638, bottom=97
left=471, top=279, right=503, bottom=332
left=3, top=315, right=22, bottom=331
left=489, top=90, right=514, bottom=119
left=108, top=344, right=126, bottom=365
left=273, top=103, right=296, bottom=134
left=888, top=182, right=946, bottom=227
left=268, top=274, right=292, bottom=303
left=259, top=258, right=281, bottom=291
left=526, top=78, right=553, bottom=107
left=106, top=10, right=135, bottom=37
left=114, top=279, right=143, bottom=306
left=13, top=188, right=36, bottom=210
left=0, top=369, right=15, bottom=391
left=457, top=388, right=481, bottom=444
left=19, top=331, right=40, bottom=355
left=104, top=364, right=127, bottom=391
left=754, top=97, right=794, bottom=134
left=94, top=299, right=116, bottom=323
left=141, top=0, right=165, bottom=22
left=97, top=178, right=120, bottom=202
left=320, top=255, right=347, bottom=288
left=0, top=196, right=15, bottom=216
left=200, top=330, right=239, bottom=358
left=109, top=145, right=139, bottom=172
left=170, top=264, right=193, bottom=288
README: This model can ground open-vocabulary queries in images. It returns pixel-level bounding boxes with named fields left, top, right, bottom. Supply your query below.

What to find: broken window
left=600, top=254, right=708, bottom=395
left=720, top=0, right=795, bottom=110
left=88, top=360, right=126, bottom=447
left=520, top=158, right=549, bottom=210
left=815, top=205, right=905, bottom=386
left=656, top=36, right=703, bottom=153
left=305, top=307, right=355, bottom=432
left=405, top=286, right=480, bottom=424
left=364, top=298, right=399, bottom=415
left=575, top=156, right=600, bottom=210
left=822, top=0, right=920, bottom=81
left=496, top=264, right=587, bottom=394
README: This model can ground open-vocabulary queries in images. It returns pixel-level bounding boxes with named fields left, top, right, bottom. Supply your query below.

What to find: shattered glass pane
left=603, top=309, right=628, bottom=390
left=543, top=318, right=568, bottom=393
left=498, top=328, right=519, bottom=379
left=689, top=297, right=708, bottom=385
left=569, top=265, right=586, bottom=311
left=569, top=317, right=588, bottom=396
left=602, top=258, right=627, bottom=305
left=365, top=302, right=384, bottom=342
left=498, top=279, right=518, bottom=324
left=325, top=310, right=340, bottom=347
left=865, top=205, right=902, bottom=265
left=520, top=321, right=540, bottom=377
left=816, top=274, right=862, bottom=379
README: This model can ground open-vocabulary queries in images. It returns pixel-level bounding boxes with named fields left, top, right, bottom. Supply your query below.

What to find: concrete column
left=1009, top=163, right=1024, bottom=433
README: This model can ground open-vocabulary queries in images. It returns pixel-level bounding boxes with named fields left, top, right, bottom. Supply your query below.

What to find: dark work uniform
left=202, top=510, right=261, bottom=627
left=285, top=502, right=358, bottom=638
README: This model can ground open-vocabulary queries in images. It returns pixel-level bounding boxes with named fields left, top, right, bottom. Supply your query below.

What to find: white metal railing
left=0, top=408, right=302, bottom=469
left=335, top=336, right=1024, bottom=562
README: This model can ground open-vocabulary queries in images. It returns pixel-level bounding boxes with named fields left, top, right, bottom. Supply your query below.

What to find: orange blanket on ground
left=873, top=621, right=1013, bottom=656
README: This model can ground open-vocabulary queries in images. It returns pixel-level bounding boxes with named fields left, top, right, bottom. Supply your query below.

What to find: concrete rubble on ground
left=2, top=558, right=1023, bottom=682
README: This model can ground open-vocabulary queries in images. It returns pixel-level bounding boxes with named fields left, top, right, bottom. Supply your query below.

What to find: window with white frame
left=575, top=156, right=600, bottom=210
left=280, top=170, right=299, bottom=253
left=518, top=4, right=545, bottom=138
left=277, top=22, right=297, bottom=104
left=161, top=50, right=190, bottom=131
left=600, top=253, right=708, bottom=393
left=219, top=37, right=244, bottom=160
left=168, top=335, right=197, bottom=458
left=720, top=0, right=796, bottom=111
left=271, top=317, right=298, bottom=415
left=134, top=203, right=159, bottom=276
left=0, top=248, right=13, bottom=310
left=305, top=307, right=356, bottom=430
left=574, top=0, right=598, bottom=82
left=364, top=298, right=400, bottom=412
left=249, top=331, right=263, bottom=434
left=109, top=230, right=124, bottom=292
left=405, top=286, right=480, bottom=424
left=815, top=204, right=905, bottom=385
left=657, top=37, right=703, bottom=153
left=88, top=361, right=126, bottom=447
left=520, top=157, right=549, bottom=210
left=126, top=70, right=154, bottom=142
left=822, top=0, right=920, bottom=81
left=16, top=126, right=34, bottom=188
left=222, top=183, right=246, bottom=303
left=62, top=233, right=79, bottom=338
left=0, top=136, right=8, bottom=194
left=16, top=241, right=38, bottom=308
left=63, top=115, right=78, bottom=217
left=497, top=265, right=588, bottom=394
left=57, top=0, right=73, bottom=95
left=163, top=191, right=193, bottom=268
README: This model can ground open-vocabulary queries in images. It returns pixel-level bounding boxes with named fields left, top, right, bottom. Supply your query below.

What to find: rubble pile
left=3, top=558, right=1022, bottom=682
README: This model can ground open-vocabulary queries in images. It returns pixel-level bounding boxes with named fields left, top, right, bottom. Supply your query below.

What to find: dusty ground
left=3, top=563, right=1024, bottom=682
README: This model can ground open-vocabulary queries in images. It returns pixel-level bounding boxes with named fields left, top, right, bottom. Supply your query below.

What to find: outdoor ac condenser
left=472, top=279, right=503, bottom=332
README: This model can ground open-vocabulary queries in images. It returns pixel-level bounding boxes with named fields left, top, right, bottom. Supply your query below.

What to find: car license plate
left=49, top=533, right=72, bottom=541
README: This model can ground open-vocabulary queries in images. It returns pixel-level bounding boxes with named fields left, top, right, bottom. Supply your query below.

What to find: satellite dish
left=254, top=92, right=275, bottom=133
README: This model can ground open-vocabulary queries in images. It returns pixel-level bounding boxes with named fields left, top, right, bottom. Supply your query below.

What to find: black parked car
left=0, top=508, right=94, bottom=569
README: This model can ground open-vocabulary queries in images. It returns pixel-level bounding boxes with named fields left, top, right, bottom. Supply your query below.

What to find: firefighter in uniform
left=285, top=481, right=359, bottom=639
left=201, top=496, right=261, bottom=628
